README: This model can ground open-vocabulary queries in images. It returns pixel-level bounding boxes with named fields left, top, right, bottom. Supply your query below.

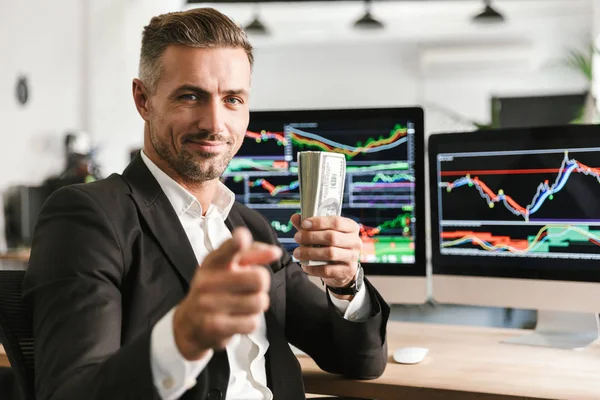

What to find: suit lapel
left=122, top=155, right=198, bottom=287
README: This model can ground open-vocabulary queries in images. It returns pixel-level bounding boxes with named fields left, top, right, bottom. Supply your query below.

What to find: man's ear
left=132, top=78, right=150, bottom=120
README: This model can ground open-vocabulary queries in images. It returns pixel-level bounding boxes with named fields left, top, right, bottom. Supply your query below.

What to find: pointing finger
left=238, top=242, right=282, bottom=266
left=203, top=227, right=253, bottom=270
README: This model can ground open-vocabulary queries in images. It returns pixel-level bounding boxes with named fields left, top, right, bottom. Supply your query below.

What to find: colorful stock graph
left=223, top=115, right=418, bottom=265
left=289, top=124, right=408, bottom=160
left=359, top=212, right=415, bottom=263
left=441, top=225, right=600, bottom=256
left=267, top=211, right=416, bottom=263
left=441, top=151, right=600, bottom=221
left=437, top=148, right=600, bottom=259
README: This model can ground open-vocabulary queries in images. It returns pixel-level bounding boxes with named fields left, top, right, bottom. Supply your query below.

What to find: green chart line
left=361, top=213, right=412, bottom=237
left=379, top=213, right=412, bottom=230
left=272, top=220, right=294, bottom=233
left=354, top=173, right=415, bottom=184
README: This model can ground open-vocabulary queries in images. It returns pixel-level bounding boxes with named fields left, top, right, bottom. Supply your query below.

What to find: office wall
left=595, top=0, right=600, bottom=38
left=250, top=43, right=420, bottom=111
left=0, top=0, right=85, bottom=190
left=0, top=0, right=593, bottom=182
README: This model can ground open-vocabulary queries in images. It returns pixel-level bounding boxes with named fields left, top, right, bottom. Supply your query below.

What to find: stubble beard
left=149, top=122, right=234, bottom=184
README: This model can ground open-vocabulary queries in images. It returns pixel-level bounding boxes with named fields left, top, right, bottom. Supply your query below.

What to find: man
left=23, top=8, right=389, bottom=400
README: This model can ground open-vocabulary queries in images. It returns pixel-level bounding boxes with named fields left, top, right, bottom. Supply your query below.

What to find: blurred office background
left=1, top=0, right=599, bottom=328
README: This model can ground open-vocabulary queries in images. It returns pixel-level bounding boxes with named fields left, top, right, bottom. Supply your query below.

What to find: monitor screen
left=429, top=124, right=600, bottom=282
left=222, top=107, right=425, bottom=276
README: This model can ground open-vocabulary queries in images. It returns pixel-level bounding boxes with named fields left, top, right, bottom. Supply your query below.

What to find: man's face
left=143, top=45, right=251, bottom=183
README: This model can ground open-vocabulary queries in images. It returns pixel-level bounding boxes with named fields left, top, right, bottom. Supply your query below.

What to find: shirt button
left=207, top=389, right=222, bottom=400
left=162, top=377, right=174, bottom=390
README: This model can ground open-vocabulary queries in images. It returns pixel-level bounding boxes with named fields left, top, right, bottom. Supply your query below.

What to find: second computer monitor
left=222, top=107, right=427, bottom=304
left=429, top=124, right=600, bottom=348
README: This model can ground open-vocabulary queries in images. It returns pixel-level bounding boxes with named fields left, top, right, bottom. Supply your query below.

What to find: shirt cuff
left=150, top=307, right=213, bottom=400
left=328, top=282, right=372, bottom=322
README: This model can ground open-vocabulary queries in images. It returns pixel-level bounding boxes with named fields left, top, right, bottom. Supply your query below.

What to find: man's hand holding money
left=290, top=214, right=362, bottom=301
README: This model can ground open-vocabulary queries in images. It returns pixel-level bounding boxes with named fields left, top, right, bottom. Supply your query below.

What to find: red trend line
left=471, top=177, right=527, bottom=215
left=442, top=168, right=574, bottom=176
left=248, top=179, right=277, bottom=195
left=575, top=161, right=600, bottom=175
left=260, top=180, right=276, bottom=195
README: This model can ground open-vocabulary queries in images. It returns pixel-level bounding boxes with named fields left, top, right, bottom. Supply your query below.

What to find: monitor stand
left=503, top=311, right=600, bottom=349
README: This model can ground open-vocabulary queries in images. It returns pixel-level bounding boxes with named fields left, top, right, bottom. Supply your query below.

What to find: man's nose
left=199, top=101, right=225, bottom=135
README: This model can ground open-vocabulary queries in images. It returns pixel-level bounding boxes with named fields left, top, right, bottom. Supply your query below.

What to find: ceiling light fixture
left=244, top=3, right=269, bottom=35
left=354, top=0, right=384, bottom=30
left=472, top=0, right=505, bottom=23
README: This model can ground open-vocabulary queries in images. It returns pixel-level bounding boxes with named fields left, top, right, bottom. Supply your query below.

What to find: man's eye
left=180, top=94, right=198, bottom=101
left=226, top=97, right=242, bottom=105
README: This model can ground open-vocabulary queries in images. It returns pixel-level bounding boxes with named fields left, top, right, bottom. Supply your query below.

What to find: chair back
left=0, top=270, right=35, bottom=400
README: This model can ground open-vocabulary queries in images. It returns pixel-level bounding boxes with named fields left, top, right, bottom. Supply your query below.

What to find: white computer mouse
left=392, top=347, right=429, bottom=364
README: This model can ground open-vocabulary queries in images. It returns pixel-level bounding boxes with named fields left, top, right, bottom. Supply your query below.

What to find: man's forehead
left=161, top=45, right=249, bottom=69
left=158, top=45, right=251, bottom=87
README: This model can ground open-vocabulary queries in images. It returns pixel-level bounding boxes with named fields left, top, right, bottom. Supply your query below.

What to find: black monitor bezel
left=245, top=106, right=426, bottom=277
left=428, top=124, right=600, bottom=283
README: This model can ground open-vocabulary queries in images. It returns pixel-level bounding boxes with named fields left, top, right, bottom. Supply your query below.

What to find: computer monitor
left=429, top=124, right=600, bottom=348
left=222, top=107, right=427, bottom=304
left=491, top=92, right=586, bottom=128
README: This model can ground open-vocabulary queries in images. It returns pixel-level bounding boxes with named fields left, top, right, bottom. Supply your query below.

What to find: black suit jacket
left=23, top=155, right=390, bottom=400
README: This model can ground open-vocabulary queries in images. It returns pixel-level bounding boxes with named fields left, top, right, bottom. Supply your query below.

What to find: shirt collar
left=140, top=150, right=234, bottom=220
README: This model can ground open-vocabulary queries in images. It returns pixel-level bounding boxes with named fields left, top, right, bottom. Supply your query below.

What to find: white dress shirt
left=141, top=151, right=372, bottom=400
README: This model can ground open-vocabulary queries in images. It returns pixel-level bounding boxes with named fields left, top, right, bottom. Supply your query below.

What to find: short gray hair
left=139, top=8, right=254, bottom=94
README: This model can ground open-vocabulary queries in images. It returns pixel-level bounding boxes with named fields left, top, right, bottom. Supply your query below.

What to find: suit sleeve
left=22, top=186, right=159, bottom=400
left=282, top=243, right=390, bottom=380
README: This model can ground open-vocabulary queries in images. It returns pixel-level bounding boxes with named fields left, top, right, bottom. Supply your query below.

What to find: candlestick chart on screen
left=221, top=118, right=418, bottom=264
left=436, top=148, right=600, bottom=260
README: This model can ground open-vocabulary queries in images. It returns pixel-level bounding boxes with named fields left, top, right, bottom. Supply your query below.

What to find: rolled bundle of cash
left=297, top=151, right=346, bottom=266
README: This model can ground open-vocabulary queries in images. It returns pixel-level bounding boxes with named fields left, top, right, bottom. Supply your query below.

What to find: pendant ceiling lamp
left=354, top=0, right=384, bottom=30
left=472, top=0, right=506, bottom=23
left=244, top=3, right=269, bottom=35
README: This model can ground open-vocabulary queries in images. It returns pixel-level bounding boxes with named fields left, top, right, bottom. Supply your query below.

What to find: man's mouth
left=185, top=139, right=228, bottom=153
